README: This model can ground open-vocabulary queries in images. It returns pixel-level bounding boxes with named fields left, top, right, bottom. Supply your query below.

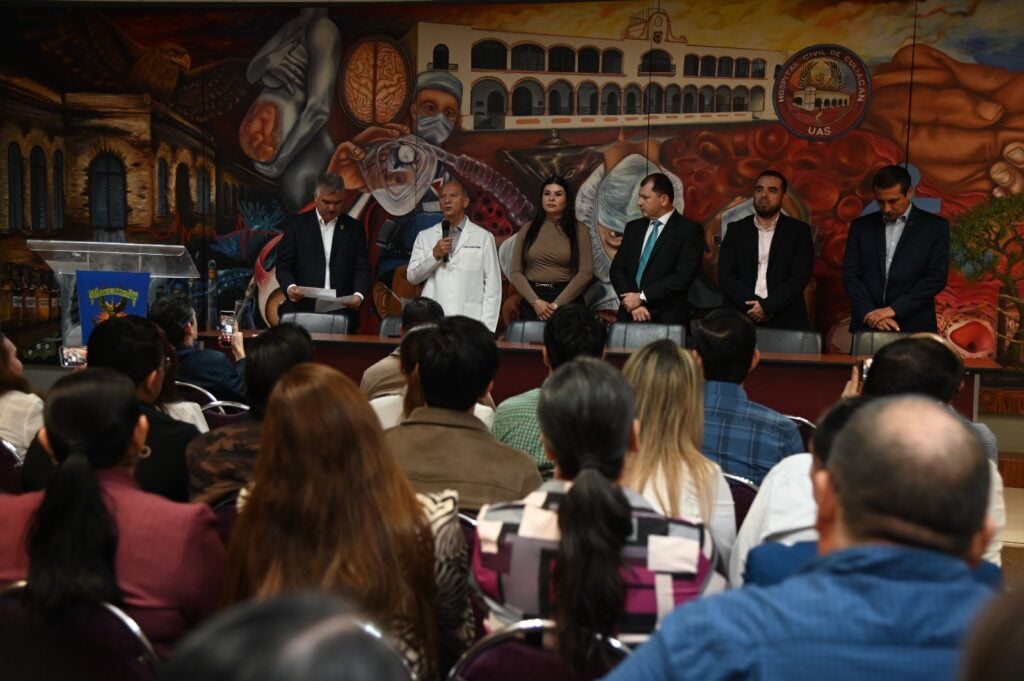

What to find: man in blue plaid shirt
left=693, top=309, right=803, bottom=484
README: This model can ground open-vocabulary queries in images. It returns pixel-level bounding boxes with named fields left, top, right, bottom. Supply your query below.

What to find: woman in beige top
left=510, top=175, right=593, bottom=320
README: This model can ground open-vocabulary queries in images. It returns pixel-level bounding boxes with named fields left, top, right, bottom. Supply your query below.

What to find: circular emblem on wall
left=773, top=44, right=871, bottom=141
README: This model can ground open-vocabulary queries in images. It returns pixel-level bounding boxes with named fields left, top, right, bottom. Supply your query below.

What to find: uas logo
left=773, top=44, right=871, bottom=141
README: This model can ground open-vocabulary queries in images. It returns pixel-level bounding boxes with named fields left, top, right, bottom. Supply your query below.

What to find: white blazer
left=407, top=219, right=502, bottom=331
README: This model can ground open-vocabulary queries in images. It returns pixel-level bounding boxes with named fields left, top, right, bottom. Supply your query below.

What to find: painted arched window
left=30, top=146, right=46, bottom=231
left=682, top=86, right=698, bottom=113
left=196, top=167, right=211, bottom=215
left=644, top=84, right=664, bottom=113
left=698, top=86, right=714, bottom=113
left=601, top=84, right=621, bottom=115
left=53, top=150, right=64, bottom=231
left=471, top=41, right=507, bottom=70
left=717, top=57, right=734, bottom=78
left=640, top=50, right=673, bottom=74
left=511, top=44, right=545, bottom=71
left=601, top=49, right=623, bottom=74
left=735, top=58, right=750, bottom=78
left=715, top=86, right=732, bottom=112
left=578, top=47, right=600, bottom=73
left=683, top=54, right=699, bottom=76
left=732, top=86, right=749, bottom=112
left=157, top=158, right=169, bottom=217
left=89, top=153, right=126, bottom=228
left=751, top=86, right=766, bottom=111
left=7, top=143, right=23, bottom=231
left=665, top=85, right=682, bottom=113
left=700, top=56, right=717, bottom=77
left=432, top=44, right=450, bottom=70
left=548, top=46, right=575, bottom=72
left=752, top=59, right=767, bottom=78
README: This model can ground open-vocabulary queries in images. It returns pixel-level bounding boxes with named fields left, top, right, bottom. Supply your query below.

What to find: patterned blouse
left=472, top=480, right=725, bottom=644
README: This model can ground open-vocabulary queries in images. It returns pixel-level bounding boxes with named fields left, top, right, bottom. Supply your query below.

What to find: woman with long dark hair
left=224, top=363, right=471, bottom=680
left=0, top=368, right=225, bottom=655
left=509, top=176, right=593, bottom=320
left=0, top=329, right=43, bottom=459
left=473, top=358, right=722, bottom=675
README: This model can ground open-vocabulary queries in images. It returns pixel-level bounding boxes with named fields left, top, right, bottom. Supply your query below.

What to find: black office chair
left=606, top=322, right=685, bottom=349
left=723, top=473, right=760, bottom=533
left=756, top=328, right=822, bottom=355
left=201, top=400, right=251, bottom=430
left=279, top=312, right=349, bottom=335
left=505, top=320, right=547, bottom=344
left=0, top=438, right=22, bottom=494
left=174, top=381, right=217, bottom=407
left=379, top=315, right=402, bottom=338
left=448, top=618, right=631, bottom=681
left=0, top=581, right=160, bottom=681
left=850, top=330, right=907, bottom=356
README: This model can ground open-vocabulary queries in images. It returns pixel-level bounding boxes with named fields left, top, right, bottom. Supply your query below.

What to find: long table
left=207, top=332, right=999, bottom=423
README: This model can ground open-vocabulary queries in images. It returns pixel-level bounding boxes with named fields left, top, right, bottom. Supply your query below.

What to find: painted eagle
left=23, top=9, right=251, bottom=122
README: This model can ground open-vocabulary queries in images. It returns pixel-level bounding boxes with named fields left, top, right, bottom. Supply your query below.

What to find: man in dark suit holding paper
left=609, top=172, right=704, bottom=325
left=842, top=165, right=949, bottom=334
left=275, top=172, right=371, bottom=332
left=718, top=170, right=814, bottom=330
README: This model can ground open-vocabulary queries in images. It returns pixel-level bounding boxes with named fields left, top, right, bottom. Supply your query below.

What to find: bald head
left=828, top=396, right=989, bottom=556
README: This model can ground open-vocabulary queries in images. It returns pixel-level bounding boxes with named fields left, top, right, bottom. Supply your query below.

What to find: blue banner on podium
left=76, top=270, right=151, bottom=344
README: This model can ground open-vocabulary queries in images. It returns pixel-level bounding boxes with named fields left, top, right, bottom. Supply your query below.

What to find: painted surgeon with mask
left=329, top=71, right=464, bottom=288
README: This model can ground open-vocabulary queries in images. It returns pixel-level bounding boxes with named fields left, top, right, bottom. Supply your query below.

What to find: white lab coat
left=407, top=219, right=502, bottom=331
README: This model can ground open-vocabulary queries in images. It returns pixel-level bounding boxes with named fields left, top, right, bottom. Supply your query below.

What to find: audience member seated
left=854, top=336, right=1006, bottom=565
left=622, top=339, right=736, bottom=571
left=154, top=325, right=209, bottom=433
left=474, top=358, right=722, bottom=676
left=361, top=296, right=445, bottom=400
left=728, top=398, right=866, bottom=586
left=605, top=396, right=998, bottom=681
left=370, top=324, right=495, bottom=430
left=186, top=323, right=314, bottom=505
left=960, top=587, right=1024, bottom=681
left=491, top=304, right=607, bottom=476
left=223, top=364, right=472, bottom=680
left=693, top=309, right=803, bottom=484
left=0, top=329, right=43, bottom=459
left=162, top=592, right=411, bottom=681
left=0, top=369, right=225, bottom=657
left=149, top=296, right=246, bottom=403
left=21, top=316, right=199, bottom=502
left=386, top=316, right=541, bottom=513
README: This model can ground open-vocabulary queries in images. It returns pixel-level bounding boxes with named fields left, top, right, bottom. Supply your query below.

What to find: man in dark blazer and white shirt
left=609, top=172, right=704, bottom=325
left=842, top=165, right=949, bottom=334
left=718, top=170, right=814, bottom=330
left=275, top=172, right=371, bottom=332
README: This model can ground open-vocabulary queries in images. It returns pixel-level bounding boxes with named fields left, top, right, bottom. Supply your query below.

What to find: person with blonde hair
left=223, top=363, right=471, bottom=680
left=622, top=339, right=735, bottom=569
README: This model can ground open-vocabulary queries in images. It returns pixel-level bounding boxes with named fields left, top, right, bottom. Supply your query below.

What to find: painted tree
left=951, top=193, right=1024, bottom=366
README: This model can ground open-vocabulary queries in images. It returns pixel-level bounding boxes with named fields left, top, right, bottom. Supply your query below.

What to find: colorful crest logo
left=773, top=44, right=871, bottom=140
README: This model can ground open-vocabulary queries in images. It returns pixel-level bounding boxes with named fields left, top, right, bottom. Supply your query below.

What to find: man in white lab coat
left=407, top=180, right=501, bottom=331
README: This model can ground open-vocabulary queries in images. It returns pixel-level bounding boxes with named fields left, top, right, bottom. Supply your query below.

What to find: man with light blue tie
left=842, top=164, right=949, bottom=334
left=609, top=172, right=705, bottom=325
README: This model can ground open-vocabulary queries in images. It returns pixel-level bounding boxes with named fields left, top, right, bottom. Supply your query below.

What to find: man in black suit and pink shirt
left=842, top=164, right=949, bottom=334
left=275, top=172, right=371, bottom=332
left=609, top=172, right=704, bottom=325
left=717, top=170, right=814, bottom=330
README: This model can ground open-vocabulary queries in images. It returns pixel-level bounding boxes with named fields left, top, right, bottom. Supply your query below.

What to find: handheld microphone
left=441, top=219, right=451, bottom=262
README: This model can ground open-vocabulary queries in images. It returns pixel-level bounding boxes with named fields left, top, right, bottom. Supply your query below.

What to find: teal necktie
left=636, top=220, right=661, bottom=287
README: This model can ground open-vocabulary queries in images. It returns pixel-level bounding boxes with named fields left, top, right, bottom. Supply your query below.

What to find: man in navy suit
left=842, top=165, right=949, bottom=333
left=609, top=172, right=704, bottom=325
left=718, top=170, right=814, bottom=330
left=275, top=172, right=371, bottom=332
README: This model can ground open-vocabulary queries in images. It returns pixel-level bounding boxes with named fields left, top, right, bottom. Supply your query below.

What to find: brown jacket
left=386, top=406, right=541, bottom=513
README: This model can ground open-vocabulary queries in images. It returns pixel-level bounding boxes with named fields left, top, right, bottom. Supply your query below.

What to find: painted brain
left=342, top=39, right=408, bottom=125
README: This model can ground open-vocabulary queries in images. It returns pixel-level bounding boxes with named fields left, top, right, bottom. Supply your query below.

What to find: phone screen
left=59, top=345, right=88, bottom=369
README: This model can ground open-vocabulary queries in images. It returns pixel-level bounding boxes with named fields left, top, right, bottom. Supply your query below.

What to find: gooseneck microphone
left=441, top=219, right=451, bottom=262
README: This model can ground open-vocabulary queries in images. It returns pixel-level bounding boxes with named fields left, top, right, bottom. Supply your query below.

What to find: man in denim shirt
left=694, top=309, right=803, bottom=484
left=603, top=396, right=996, bottom=681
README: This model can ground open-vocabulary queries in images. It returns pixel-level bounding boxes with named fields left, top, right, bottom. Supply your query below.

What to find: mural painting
left=0, top=1, right=1021, bottom=383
